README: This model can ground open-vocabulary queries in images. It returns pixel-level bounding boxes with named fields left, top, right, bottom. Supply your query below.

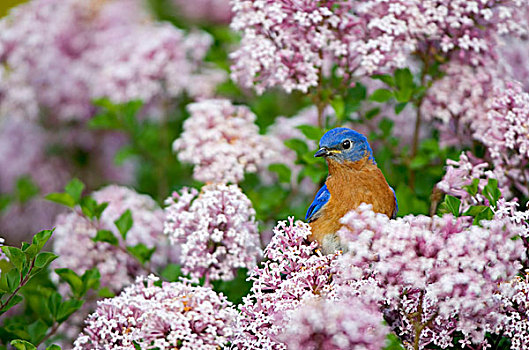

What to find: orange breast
left=309, top=158, right=396, bottom=243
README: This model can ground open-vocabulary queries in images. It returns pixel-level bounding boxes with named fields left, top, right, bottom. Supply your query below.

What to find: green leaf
left=47, top=292, right=62, bottom=319
left=379, top=118, right=394, bottom=137
left=463, top=178, right=480, bottom=196
left=81, top=268, right=101, bottom=293
left=211, top=268, right=252, bottom=304
left=127, top=244, right=156, bottom=265
left=2, top=247, right=25, bottom=271
left=114, top=209, right=133, bottom=240
left=133, top=341, right=141, bottom=350
left=394, top=87, right=413, bottom=103
left=4, top=268, right=21, bottom=293
left=344, top=83, right=367, bottom=114
left=64, top=178, right=85, bottom=204
left=55, top=268, right=83, bottom=297
left=371, top=74, right=395, bottom=87
left=330, top=96, right=345, bottom=120
left=483, top=178, right=501, bottom=207
left=268, top=164, right=291, bottom=183
left=463, top=205, right=494, bottom=224
left=369, top=89, right=393, bottom=103
left=57, top=299, right=84, bottom=322
left=92, top=230, right=119, bottom=246
left=473, top=207, right=494, bottom=224
left=32, top=230, right=54, bottom=252
left=46, top=345, right=62, bottom=350
left=34, top=252, right=58, bottom=269
left=97, top=287, right=115, bottom=298
left=463, top=205, right=490, bottom=217
left=384, top=333, right=404, bottom=349
left=15, top=176, right=40, bottom=204
left=160, top=264, right=182, bottom=282
left=94, top=202, right=109, bottom=220
left=28, top=320, right=48, bottom=344
left=296, top=125, right=323, bottom=141
left=394, top=68, right=413, bottom=90
left=394, top=102, right=407, bottom=115
left=10, top=340, right=36, bottom=350
left=88, top=112, right=120, bottom=130
left=44, top=193, right=75, bottom=208
left=365, top=107, right=380, bottom=120
left=440, top=195, right=461, bottom=217
left=0, top=194, right=11, bottom=213
left=284, top=138, right=309, bottom=156
left=80, top=196, right=98, bottom=219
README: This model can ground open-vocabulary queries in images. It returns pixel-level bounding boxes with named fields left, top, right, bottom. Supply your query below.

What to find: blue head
left=314, top=127, right=374, bottom=163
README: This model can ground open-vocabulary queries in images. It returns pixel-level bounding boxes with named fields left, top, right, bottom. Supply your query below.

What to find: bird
left=305, top=127, right=397, bottom=253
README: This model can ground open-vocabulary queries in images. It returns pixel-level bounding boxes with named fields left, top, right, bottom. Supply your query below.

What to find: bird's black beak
left=314, top=147, right=328, bottom=158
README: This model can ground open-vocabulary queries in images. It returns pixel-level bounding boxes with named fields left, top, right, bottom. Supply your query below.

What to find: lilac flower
left=230, top=0, right=527, bottom=94
left=0, top=0, right=223, bottom=122
left=496, top=273, right=529, bottom=349
left=232, top=218, right=340, bottom=349
left=91, top=25, right=226, bottom=105
left=230, top=1, right=358, bottom=94
left=277, top=297, right=388, bottom=350
left=421, top=61, right=501, bottom=147
left=173, top=99, right=274, bottom=184
left=336, top=204, right=526, bottom=347
left=475, top=81, right=529, bottom=195
left=436, top=152, right=511, bottom=209
left=74, top=275, right=237, bottom=350
left=53, top=185, right=168, bottom=293
left=164, top=184, right=261, bottom=282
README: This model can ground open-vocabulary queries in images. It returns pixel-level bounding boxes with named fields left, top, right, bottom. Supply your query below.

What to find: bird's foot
left=320, top=233, right=348, bottom=255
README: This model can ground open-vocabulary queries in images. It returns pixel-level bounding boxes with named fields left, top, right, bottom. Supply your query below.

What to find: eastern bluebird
left=306, top=127, right=398, bottom=253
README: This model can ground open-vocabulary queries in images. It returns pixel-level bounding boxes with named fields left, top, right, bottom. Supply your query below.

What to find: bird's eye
left=342, top=140, right=351, bottom=149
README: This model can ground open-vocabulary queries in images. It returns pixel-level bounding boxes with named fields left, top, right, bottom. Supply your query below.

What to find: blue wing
left=305, top=184, right=330, bottom=222
left=390, top=186, right=398, bottom=219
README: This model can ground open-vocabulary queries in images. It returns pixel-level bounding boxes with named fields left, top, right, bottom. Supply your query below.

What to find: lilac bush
left=232, top=218, right=340, bottom=349
left=0, top=0, right=223, bottom=121
left=278, top=297, right=388, bottom=350
left=74, top=275, right=237, bottom=349
left=1, top=0, right=529, bottom=349
left=53, top=185, right=168, bottom=293
left=164, top=184, right=261, bottom=282
left=173, top=99, right=274, bottom=184
left=335, top=204, right=526, bottom=348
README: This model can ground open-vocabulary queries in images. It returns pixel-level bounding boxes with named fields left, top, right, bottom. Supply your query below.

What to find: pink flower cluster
left=336, top=204, right=526, bottom=347
left=163, top=184, right=261, bottom=282
left=277, top=298, right=388, bottom=350
left=496, top=273, right=529, bottom=349
left=173, top=99, right=273, bottom=184
left=230, top=0, right=527, bottom=94
left=476, top=81, right=529, bottom=194
left=232, top=218, right=386, bottom=349
left=421, top=61, right=501, bottom=147
left=74, top=275, right=237, bottom=349
left=437, top=152, right=511, bottom=208
left=230, top=1, right=357, bottom=94
left=0, top=0, right=223, bottom=122
left=53, top=185, right=168, bottom=293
